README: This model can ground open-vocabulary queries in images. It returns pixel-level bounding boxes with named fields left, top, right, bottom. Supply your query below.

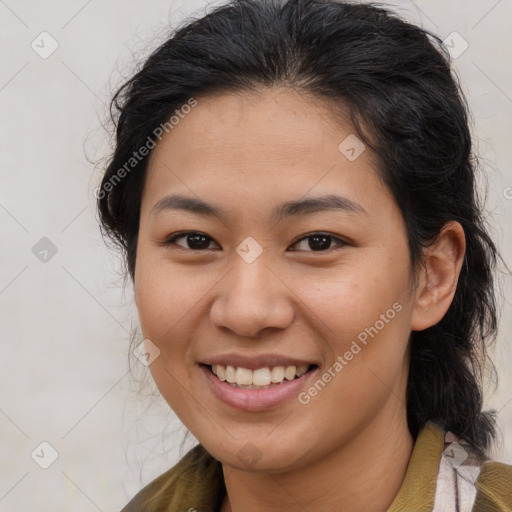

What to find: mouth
left=200, top=363, right=319, bottom=390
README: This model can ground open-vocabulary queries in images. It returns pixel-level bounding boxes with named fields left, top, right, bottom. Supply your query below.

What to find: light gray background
left=1, top=0, right=511, bottom=510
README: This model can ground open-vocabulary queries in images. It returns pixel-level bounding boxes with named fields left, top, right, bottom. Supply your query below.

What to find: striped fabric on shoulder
left=432, top=431, right=483, bottom=512
left=432, top=430, right=512, bottom=511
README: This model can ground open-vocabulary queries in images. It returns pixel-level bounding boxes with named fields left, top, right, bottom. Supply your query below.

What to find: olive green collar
left=387, top=421, right=445, bottom=511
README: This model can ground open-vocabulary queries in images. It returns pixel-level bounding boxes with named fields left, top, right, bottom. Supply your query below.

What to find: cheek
left=297, top=268, right=410, bottom=431
left=134, top=251, right=205, bottom=343
left=296, top=256, right=412, bottom=391
left=297, top=256, right=406, bottom=333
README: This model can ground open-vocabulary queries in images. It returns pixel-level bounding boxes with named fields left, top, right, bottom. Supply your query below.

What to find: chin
left=205, top=435, right=311, bottom=473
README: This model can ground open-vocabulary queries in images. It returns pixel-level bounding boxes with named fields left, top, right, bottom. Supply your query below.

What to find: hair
left=97, top=0, right=506, bottom=459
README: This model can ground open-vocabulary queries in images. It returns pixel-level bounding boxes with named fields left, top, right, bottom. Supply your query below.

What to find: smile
left=208, top=363, right=313, bottom=388
left=199, top=363, right=320, bottom=411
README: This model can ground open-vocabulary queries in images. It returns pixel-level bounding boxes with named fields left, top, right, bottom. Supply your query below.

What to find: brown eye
left=290, top=233, right=347, bottom=252
left=164, top=232, right=218, bottom=251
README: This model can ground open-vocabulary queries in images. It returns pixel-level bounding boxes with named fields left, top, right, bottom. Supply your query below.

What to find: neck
left=220, top=406, right=414, bottom=512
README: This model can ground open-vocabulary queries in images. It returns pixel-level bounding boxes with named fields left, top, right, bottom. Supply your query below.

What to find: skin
left=134, top=87, right=466, bottom=511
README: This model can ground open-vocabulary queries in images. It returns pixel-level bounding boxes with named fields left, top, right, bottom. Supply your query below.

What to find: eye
left=289, top=232, right=348, bottom=252
left=162, top=231, right=348, bottom=252
left=163, top=231, right=219, bottom=251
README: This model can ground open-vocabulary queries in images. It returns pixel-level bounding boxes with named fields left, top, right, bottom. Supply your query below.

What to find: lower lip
left=199, top=364, right=319, bottom=411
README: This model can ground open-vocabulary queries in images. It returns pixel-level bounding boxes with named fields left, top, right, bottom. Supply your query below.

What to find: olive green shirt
left=120, top=421, right=512, bottom=511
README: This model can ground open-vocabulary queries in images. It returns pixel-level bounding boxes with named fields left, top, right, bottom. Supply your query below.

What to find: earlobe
left=410, top=221, right=466, bottom=331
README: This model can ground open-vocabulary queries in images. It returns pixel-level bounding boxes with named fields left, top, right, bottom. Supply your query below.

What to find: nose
left=209, top=254, right=295, bottom=338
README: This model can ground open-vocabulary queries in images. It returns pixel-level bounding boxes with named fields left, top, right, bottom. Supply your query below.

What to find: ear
left=410, top=221, right=466, bottom=331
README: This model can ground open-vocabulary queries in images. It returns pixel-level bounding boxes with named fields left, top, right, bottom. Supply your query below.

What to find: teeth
left=271, top=366, right=285, bottom=383
left=236, top=367, right=253, bottom=385
left=210, top=364, right=310, bottom=387
left=253, top=368, right=272, bottom=386
left=225, top=365, right=236, bottom=383
left=217, top=365, right=226, bottom=381
left=284, top=366, right=296, bottom=380
left=296, top=365, right=309, bottom=377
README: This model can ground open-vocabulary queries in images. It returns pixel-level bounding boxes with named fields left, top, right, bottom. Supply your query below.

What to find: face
left=134, top=88, right=417, bottom=472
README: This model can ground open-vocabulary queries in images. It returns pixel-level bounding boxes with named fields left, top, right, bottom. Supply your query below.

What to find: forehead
left=149, top=88, right=367, bottom=163
left=142, top=88, right=391, bottom=218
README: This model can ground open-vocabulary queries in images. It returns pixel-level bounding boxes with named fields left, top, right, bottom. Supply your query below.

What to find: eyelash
left=162, top=231, right=349, bottom=252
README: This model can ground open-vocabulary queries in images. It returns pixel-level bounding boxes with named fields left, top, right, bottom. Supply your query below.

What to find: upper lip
left=201, top=353, right=318, bottom=370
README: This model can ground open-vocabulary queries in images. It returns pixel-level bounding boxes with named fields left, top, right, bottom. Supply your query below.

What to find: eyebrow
left=150, top=193, right=367, bottom=221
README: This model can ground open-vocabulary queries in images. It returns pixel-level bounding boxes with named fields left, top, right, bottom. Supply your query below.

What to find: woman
left=97, top=0, right=512, bottom=510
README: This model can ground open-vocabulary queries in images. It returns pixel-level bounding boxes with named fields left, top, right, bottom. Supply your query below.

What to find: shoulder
left=119, top=444, right=224, bottom=512
left=434, top=428, right=512, bottom=512
left=473, top=459, right=512, bottom=511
